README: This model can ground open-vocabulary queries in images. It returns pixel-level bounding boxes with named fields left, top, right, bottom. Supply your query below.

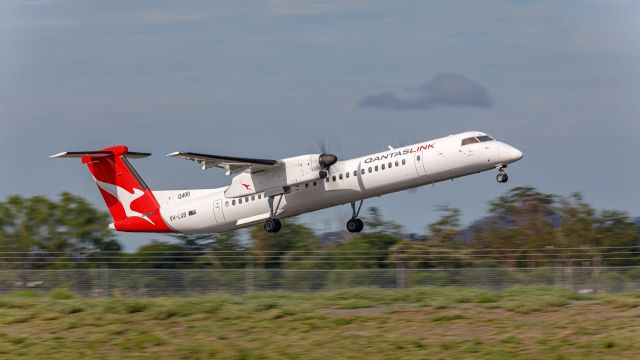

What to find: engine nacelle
left=225, top=155, right=324, bottom=198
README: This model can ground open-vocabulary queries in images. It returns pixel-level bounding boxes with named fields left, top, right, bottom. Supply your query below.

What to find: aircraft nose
left=505, top=145, right=523, bottom=163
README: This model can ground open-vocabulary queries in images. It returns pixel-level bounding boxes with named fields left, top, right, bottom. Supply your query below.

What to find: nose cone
left=504, top=145, right=523, bottom=163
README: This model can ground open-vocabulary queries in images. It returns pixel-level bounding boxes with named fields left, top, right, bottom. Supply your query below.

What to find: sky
left=1, top=0, right=639, bottom=251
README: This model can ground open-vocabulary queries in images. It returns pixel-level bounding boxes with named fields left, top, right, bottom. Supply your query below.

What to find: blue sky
left=1, top=0, right=639, bottom=251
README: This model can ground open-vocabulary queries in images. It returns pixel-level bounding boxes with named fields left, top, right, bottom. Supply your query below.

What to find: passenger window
left=368, top=167, right=372, bottom=173
left=232, top=200, right=236, bottom=205
left=245, top=197, right=249, bottom=202
left=353, top=170, right=357, bottom=177
left=388, top=162, right=392, bottom=168
left=375, top=165, right=379, bottom=171
left=395, top=160, right=399, bottom=167
left=313, top=181, right=317, bottom=186
left=258, top=194, right=262, bottom=199
left=417, top=155, right=421, bottom=161
left=239, top=198, right=242, bottom=204
left=339, top=174, right=343, bottom=180
left=461, top=137, right=479, bottom=146
left=346, top=172, right=349, bottom=178
left=305, top=183, right=309, bottom=188
left=326, top=177, right=330, bottom=183
left=381, top=164, right=385, bottom=170
left=251, top=195, right=255, bottom=201
left=361, top=169, right=365, bottom=175
left=332, top=175, right=336, bottom=181
left=402, top=159, right=406, bottom=165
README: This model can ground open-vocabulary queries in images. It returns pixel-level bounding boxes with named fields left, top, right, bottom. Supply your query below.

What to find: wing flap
left=167, top=151, right=283, bottom=175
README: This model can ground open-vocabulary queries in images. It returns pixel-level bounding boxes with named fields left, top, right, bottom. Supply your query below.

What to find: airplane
left=51, top=131, right=523, bottom=234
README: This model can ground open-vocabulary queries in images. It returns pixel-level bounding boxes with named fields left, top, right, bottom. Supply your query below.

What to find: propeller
left=316, top=137, right=338, bottom=179
left=318, top=153, right=337, bottom=178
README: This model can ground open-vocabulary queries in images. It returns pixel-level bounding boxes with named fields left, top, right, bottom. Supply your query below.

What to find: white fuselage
left=152, top=131, right=523, bottom=234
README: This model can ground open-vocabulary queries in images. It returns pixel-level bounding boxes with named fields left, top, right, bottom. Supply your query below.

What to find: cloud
left=136, top=8, right=213, bottom=24
left=359, top=73, right=492, bottom=111
left=266, top=0, right=366, bottom=16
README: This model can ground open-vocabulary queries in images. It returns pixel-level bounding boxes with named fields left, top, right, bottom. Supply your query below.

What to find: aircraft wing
left=167, top=151, right=283, bottom=175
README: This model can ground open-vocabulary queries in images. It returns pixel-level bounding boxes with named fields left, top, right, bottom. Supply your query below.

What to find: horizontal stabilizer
left=51, top=151, right=151, bottom=159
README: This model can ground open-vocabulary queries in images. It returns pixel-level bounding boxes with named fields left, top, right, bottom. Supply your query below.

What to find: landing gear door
left=414, top=151, right=426, bottom=176
left=213, top=199, right=226, bottom=224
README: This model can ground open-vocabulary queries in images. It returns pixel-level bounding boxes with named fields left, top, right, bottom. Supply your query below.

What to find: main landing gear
left=264, top=218, right=281, bottom=233
left=346, top=200, right=364, bottom=233
left=496, top=165, right=509, bottom=183
left=264, top=194, right=284, bottom=233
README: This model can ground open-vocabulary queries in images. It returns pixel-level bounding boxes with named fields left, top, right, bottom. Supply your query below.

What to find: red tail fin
left=52, top=146, right=172, bottom=233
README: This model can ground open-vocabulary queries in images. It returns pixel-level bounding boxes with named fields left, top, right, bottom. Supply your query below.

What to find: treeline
left=0, top=187, right=638, bottom=269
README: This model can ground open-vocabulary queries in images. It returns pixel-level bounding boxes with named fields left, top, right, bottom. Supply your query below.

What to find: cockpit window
left=476, top=135, right=494, bottom=142
left=461, top=137, right=479, bottom=146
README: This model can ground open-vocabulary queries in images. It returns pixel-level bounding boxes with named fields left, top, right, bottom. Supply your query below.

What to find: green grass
left=0, top=286, right=639, bottom=359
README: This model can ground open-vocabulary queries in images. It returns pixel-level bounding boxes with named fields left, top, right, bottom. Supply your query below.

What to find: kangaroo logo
left=93, top=177, right=155, bottom=225
left=242, top=183, right=252, bottom=191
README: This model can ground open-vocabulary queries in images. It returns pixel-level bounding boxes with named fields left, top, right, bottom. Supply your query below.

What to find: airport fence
left=1, top=266, right=639, bottom=297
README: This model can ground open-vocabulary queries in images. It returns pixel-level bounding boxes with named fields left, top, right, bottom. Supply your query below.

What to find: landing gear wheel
left=346, top=218, right=364, bottom=233
left=346, top=201, right=365, bottom=233
left=496, top=172, right=508, bottom=183
left=264, top=218, right=282, bottom=233
left=265, top=194, right=284, bottom=233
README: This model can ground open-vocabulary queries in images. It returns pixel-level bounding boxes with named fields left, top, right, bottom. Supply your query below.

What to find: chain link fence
left=1, top=266, right=639, bottom=297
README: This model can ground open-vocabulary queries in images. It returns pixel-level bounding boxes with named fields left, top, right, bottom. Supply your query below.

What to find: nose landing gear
left=346, top=200, right=364, bottom=233
left=496, top=165, right=509, bottom=183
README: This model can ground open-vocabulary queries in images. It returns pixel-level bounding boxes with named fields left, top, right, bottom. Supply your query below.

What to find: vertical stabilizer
left=52, top=145, right=173, bottom=233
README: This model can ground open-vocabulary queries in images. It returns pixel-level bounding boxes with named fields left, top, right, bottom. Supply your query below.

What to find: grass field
left=0, top=286, right=639, bottom=359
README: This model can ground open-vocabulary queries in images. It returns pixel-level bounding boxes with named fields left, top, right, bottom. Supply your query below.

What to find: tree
left=556, top=193, right=639, bottom=267
left=556, top=192, right=599, bottom=266
left=594, top=210, right=639, bottom=266
left=204, top=231, right=248, bottom=268
left=133, top=241, right=193, bottom=269
left=170, top=233, right=216, bottom=251
left=249, top=219, right=319, bottom=268
left=471, top=187, right=556, bottom=267
left=330, top=232, right=400, bottom=269
left=426, top=204, right=461, bottom=248
left=364, top=207, right=403, bottom=235
left=0, top=193, right=119, bottom=268
left=169, top=231, right=248, bottom=268
left=326, top=207, right=403, bottom=269
left=389, top=205, right=466, bottom=269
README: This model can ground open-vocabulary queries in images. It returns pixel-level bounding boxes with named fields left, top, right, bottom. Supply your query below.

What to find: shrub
left=48, top=288, right=75, bottom=300
left=410, top=272, right=450, bottom=286
left=2, top=290, right=40, bottom=298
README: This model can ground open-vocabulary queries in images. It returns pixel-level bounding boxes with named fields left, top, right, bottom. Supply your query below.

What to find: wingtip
left=166, top=151, right=181, bottom=157
left=50, top=152, right=67, bottom=158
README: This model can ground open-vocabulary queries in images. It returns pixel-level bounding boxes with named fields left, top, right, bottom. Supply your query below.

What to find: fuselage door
left=424, top=148, right=447, bottom=182
left=213, top=199, right=226, bottom=224
left=414, top=151, right=427, bottom=176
